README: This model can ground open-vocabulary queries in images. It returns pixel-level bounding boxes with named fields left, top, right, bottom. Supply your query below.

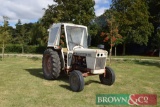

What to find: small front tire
left=99, top=66, right=115, bottom=85
left=69, top=70, right=84, bottom=92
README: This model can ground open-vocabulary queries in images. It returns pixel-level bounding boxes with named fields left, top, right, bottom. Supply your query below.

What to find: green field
left=0, top=56, right=159, bottom=107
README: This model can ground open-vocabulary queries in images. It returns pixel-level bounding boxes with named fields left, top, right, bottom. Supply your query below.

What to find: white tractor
left=42, top=23, right=115, bottom=92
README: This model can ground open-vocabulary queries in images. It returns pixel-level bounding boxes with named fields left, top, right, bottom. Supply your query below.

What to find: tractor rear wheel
left=69, top=70, right=84, bottom=92
left=42, top=49, right=61, bottom=80
left=99, top=66, right=115, bottom=85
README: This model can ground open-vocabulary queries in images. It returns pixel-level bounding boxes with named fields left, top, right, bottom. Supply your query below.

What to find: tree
left=101, top=10, right=122, bottom=63
left=16, top=25, right=29, bottom=54
left=0, top=16, right=11, bottom=60
left=91, top=12, right=111, bottom=47
left=15, top=20, right=33, bottom=54
left=17, top=26, right=28, bottom=54
left=29, top=22, right=48, bottom=46
left=15, top=19, right=22, bottom=34
left=147, top=0, right=160, bottom=29
left=152, top=28, right=160, bottom=57
left=147, top=0, right=160, bottom=55
left=111, top=0, right=153, bottom=55
left=156, top=29, right=160, bottom=57
left=41, top=0, right=95, bottom=27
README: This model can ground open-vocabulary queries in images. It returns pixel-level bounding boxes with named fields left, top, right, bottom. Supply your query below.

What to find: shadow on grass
left=133, top=60, right=160, bottom=68
left=24, top=68, right=102, bottom=91
left=25, top=68, right=70, bottom=81
left=25, top=68, right=44, bottom=79
left=27, top=57, right=41, bottom=61
left=58, top=74, right=69, bottom=83
left=59, top=79, right=101, bottom=92
left=85, top=80, right=101, bottom=85
left=58, top=75, right=72, bottom=91
left=58, top=75, right=103, bottom=91
left=59, top=85, right=71, bottom=91
left=25, top=68, right=71, bottom=90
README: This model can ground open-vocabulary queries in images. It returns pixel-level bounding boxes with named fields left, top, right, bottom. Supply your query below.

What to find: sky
left=0, top=0, right=111, bottom=27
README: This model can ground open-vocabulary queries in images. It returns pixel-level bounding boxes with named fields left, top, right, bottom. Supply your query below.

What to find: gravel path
left=1, top=54, right=42, bottom=58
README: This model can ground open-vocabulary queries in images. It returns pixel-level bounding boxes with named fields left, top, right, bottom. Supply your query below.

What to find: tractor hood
left=73, top=48, right=108, bottom=58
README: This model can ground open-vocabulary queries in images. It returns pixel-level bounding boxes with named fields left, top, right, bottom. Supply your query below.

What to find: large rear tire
left=99, top=66, right=115, bottom=85
left=42, top=49, right=61, bottom=80
left=69, top=70, right=84, bottom=92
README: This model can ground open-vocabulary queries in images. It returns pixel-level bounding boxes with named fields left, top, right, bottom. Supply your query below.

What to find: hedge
left=0, top=44, right=46, bottom=54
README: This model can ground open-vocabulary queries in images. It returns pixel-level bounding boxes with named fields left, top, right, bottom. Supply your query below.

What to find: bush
left=25, top=45, right=46, bottom=53
left=25, top=45, right=37, bottom=53
left=36, top=46, right=46, bottom=54
left=5, top=44, right=22, bottom=53
left=1, top=44, right=46, bottom=54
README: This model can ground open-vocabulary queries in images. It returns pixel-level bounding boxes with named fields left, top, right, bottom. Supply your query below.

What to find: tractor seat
left=62, top=48, right=68, bottom=53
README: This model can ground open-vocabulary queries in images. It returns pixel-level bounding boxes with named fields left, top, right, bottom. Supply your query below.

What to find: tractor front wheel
left=99, top=66, right=115, bottom=85
left=69, top=70, right=84, bottom=92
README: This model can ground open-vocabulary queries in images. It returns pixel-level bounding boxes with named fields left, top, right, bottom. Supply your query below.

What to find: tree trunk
left=159, top=47, right=160, bottom=57
left=115, top=46, right=116, bottom=56
left=122, top=43, right=126, bottom=55
left=1, top=47, right=3, bottom=60
left=2, top=41, right=5, bottom=60
left=22, top=45, right=24, bottom=54
left=109, top=46, right=112, bottom=64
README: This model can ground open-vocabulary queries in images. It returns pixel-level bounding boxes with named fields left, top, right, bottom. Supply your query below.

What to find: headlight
left=97, top=53, right=106, bottom=57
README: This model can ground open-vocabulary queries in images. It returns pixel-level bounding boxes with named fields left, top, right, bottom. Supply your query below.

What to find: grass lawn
left=0, top=56, right=159, bottom=107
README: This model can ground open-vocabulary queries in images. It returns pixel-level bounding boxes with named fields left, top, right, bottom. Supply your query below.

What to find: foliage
left=152, top=29, right=160, bottom=48
left=94, top=14, right=108, bottom=28
left=88, top=23, right=99, bottom=37
left=41, top=0, right=95, bottom=27
left=0, top=19, right=47, bottom=54
left=1, top=44, right=46, bottom=54
left=4, top=44, right=22, bottom=53
left=151, top=29, right=160, bottom=56
left=0, top=17, right=12, bottom=60
left=29, top=22, right=48, bottom=46
left=100, top=9, right=122, bottom=62
left=14, top=20, right=48, bottom=47
left=0, top=0, right=159, bottom=56
left=101, top=10, right=122, bottom=47
left=0, top=27, right=11, bottom=45
left=147, top=0, right=160, bottom=28
left=91, top=13, right=110, bottom=47
left=111, top=0, right=154, bottom=55
left=15, top=24, right=29, bottom=53
left=147, top=0, right=160, bottom=55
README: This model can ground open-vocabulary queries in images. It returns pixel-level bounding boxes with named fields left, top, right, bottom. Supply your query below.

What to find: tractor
left=42, top=23, right=115, bottom=92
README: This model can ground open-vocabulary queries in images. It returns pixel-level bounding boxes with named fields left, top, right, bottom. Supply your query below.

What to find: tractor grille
left=95, top=58, right=106, bottom=70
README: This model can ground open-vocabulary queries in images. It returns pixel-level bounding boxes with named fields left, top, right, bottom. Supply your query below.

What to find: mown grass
left=0, top=56, right=159, bottom=107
